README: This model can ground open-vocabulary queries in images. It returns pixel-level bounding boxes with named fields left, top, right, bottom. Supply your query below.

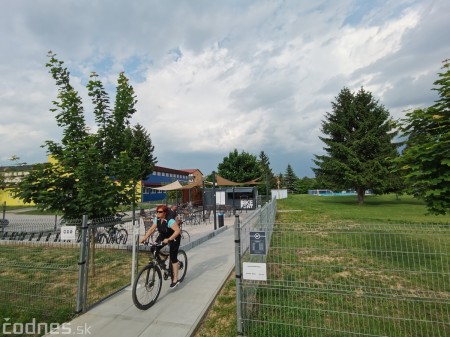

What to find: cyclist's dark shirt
left=155, top=217, right=179, bottom=241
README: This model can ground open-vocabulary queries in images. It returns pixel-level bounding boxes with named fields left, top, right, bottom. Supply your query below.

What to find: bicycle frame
left=146, top=243, right=173, bottom=278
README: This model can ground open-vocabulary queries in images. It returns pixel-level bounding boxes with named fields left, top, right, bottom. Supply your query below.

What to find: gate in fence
left=235, top=203, right=450, bottom=336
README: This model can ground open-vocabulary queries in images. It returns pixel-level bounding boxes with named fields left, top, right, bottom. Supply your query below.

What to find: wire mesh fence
left=0, top=240, right=80, bottom=326
left=82, top=220, right=134, bottom=309
left=0, top=214, right=137, bottom=331
left=237, top=220, right=450, bottom=337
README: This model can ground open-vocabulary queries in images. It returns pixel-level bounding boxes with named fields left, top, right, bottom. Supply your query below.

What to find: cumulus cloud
left=1, top=0, right=449, bottom=176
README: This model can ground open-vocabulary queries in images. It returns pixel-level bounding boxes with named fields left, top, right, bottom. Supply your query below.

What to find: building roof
left=153, top=165, right=190, bottom=175
left=180, top=168, right=204, bottom=175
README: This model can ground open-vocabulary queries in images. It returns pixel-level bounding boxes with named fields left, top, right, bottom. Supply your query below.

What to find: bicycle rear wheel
left=117, top=228, right=128, bottom=244
left=180, top=229, right=190, bottom=242
left=132, top=264, right=162, bottom=310
left=177, top=250, right=188, bottom=282
left=97, top=233, right=109, bottom=244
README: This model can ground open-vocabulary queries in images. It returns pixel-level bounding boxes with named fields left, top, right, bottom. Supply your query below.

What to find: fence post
left=234, top=214, right=243, bottom=335
left=76, top=214, right=89, bottom=314
left=131, top=207, right=140, bottom=287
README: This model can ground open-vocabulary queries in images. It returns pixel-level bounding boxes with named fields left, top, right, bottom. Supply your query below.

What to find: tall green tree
left=129, top=124, right=157, bottom=181
left=284, top=164, right=298, bottom=193
left=257, top=151, right=275, bottom=195
left=313, top=87, right=399, bottom=204
left=217, top=149, right=261, bottom=183
left=15, top=52, right=156, bottom=218
left=398, top=59, right=450, bottom=215
left=296, top=176, right=318, bottom=194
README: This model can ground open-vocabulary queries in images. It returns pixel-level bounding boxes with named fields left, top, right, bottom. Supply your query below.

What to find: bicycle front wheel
left=177, top=250, right=188, bottom=282
left=132, top=264, right=162, bottom=310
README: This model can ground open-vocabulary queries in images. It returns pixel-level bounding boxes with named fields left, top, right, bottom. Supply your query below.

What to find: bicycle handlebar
left=143, top=241, right=164, bottom=247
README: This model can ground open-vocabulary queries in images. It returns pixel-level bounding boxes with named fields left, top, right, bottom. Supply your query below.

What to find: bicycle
left=94, top=213, right=129, bottom=244
left=132, top=242, right=188, bottom=310
left=97, top=224, right=128, bottom=244
left=181, top=209, right=201, bottom=226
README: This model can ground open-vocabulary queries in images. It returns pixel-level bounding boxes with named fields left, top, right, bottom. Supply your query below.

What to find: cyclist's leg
left=169, top=238, right=181, bottom=283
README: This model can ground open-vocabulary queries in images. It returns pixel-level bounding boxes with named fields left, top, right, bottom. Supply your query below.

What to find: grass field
left=0, top=242, right=133, bottom=337
left=1, top=194, right=449, bottom=336
left=194, top=194, right=450, bottom=337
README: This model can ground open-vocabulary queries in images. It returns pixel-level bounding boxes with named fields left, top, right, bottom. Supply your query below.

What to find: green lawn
left=0, top=243, right=132, bottom=337
left=277, top=193, right=449, bottom=224
left=195, top=194, right=450, bottom=337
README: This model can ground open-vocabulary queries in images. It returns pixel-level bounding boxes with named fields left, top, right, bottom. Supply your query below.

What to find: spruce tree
left=284, top=164, right=298, bottom=193
left=313, top=87, right=399, bottom=204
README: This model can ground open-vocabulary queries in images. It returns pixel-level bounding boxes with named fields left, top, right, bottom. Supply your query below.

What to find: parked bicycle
left=181, top=209, right=202, bottom=225
left=132, top=242, right=188, bottom=310
left=94, top=212, right=129, bottom=244
left=96, top=224, right=128, bottom=244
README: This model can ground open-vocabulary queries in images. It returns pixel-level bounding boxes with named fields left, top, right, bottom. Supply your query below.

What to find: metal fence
left=0, top=214, right=136, bottom=329
left=0, top=229, right=80, bottom=326
left=235, top=207, right=450, bottom=336
left=78, top=217, right=135, bottom=311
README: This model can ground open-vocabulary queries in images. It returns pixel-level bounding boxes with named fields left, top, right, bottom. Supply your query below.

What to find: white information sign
left=243, top=262, right=267, bottom=281
left=61, top=226, right=76, bottom=241
left=216, top=191, right=226, bottom=205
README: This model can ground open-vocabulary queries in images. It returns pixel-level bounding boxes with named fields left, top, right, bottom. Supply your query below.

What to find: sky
left=1, top=0, right=449, bottom=178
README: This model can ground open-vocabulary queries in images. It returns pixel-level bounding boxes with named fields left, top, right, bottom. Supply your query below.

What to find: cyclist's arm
left=140, top=222, right=157, bottom=243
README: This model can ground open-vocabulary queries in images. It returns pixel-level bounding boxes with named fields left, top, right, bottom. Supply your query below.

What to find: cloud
left=1, top=0, right=449, bottom=177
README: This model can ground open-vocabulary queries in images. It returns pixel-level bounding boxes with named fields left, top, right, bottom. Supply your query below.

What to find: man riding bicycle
left=140, top=204, right=182, bottom=288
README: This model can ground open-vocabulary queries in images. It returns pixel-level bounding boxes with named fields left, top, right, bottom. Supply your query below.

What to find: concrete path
left=44, top=213, right=247, bottom=337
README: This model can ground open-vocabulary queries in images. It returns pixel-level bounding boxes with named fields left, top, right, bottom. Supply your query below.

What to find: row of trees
left=11, top=54, right=449, bottom=217
left=215, top=150, right=318, bottom=195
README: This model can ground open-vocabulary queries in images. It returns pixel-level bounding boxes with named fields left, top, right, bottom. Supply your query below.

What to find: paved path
left=44, top=213, right=248, bottom=337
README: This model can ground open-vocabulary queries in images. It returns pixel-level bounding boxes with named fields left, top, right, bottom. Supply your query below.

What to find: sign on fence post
left=250, top=231, right=266, bottom=255
left=61, top=226, right=76, bottom=241
left=243, top=262, right=267, bottom=280
left=245, top=231, right=267, bottom=280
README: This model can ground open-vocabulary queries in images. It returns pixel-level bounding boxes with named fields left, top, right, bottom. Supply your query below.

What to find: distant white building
left=308, top=189, right=334, bottom=196
left=271, top=189, right=288, bottom=199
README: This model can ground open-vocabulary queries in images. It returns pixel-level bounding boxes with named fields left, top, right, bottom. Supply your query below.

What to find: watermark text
left=2, top=318, right=91, bottom=335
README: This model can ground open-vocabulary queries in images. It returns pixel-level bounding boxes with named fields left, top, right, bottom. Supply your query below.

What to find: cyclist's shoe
left=169, top=280, right=180, bottom=289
